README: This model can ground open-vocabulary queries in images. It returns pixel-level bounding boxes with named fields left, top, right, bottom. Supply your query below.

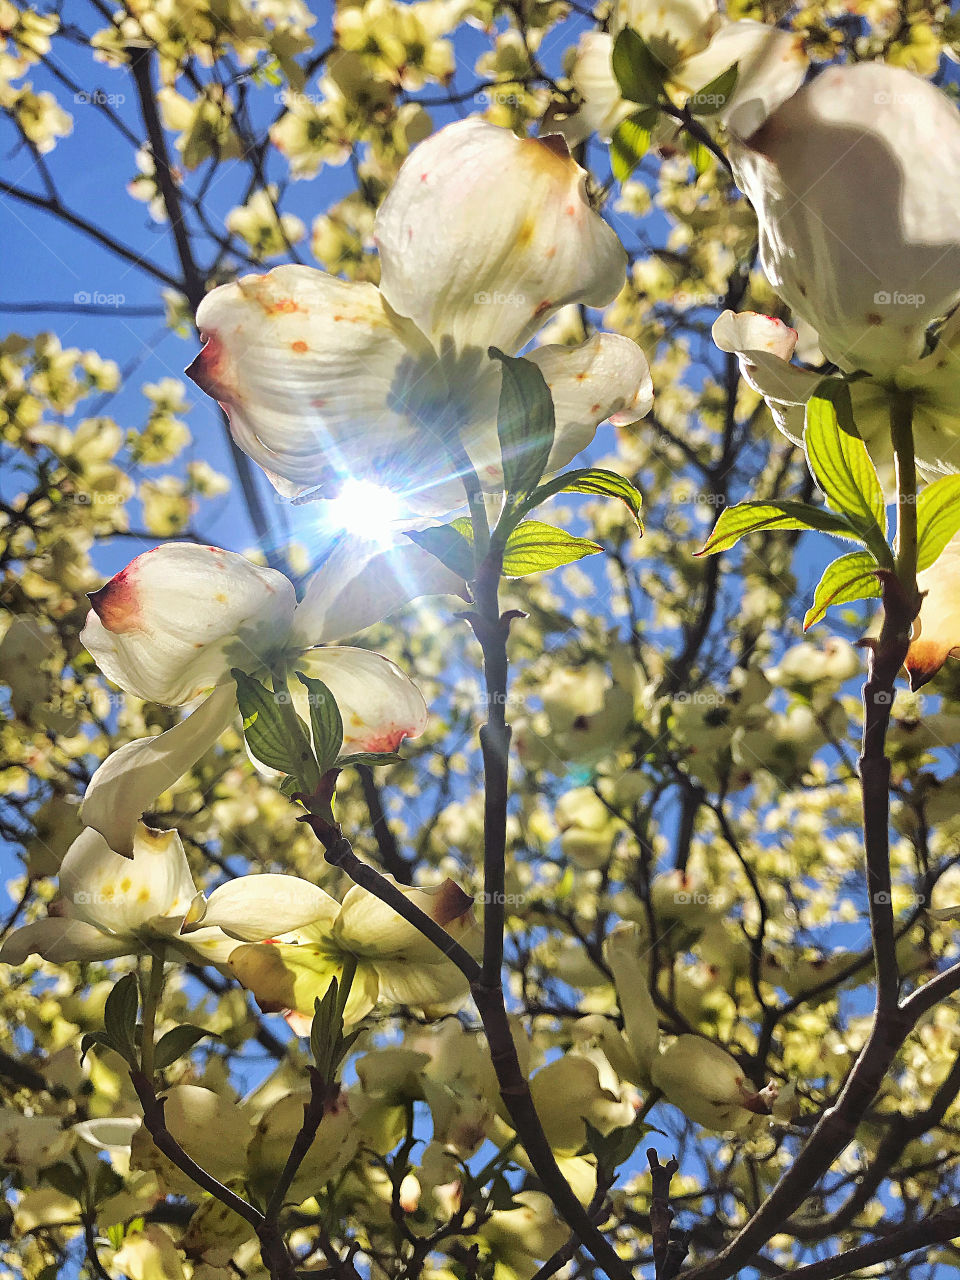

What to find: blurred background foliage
left=3, top=1, right=960, bottom=1278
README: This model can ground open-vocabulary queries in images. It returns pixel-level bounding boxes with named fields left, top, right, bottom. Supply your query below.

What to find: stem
left=466, top=550, right=634, bottom=1280
left=681, top=392, right=925, bottom=1280
left=139, top=945, right=166, bottom=1081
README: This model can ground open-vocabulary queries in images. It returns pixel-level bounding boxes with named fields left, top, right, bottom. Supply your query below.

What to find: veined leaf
left=519, top=466, right=643, bottom=528
left=687, top=62, right=739, bottom=117
left=232, top=669, right=320, bottom=790
left=103, top=972, right=139, bottom=1064
left=295, top=672, right=344, bottom=774
left=489, top=348, right=556, bottom=498
left=697, top=500, right=859, bottom=557
left=915, top=474, right=960, bottom=572
left=153, top=1024, right=220, bottom=1071
left=611, top=29, right=665, bottom=106
left=611, top=108, right=658, bottom=183
left=406, top=523, right=476, bottom=580
left=501, top=521, right=601, bottom=576
left=803, top=551, right=882, bottom=630
left=804, top=383, right=888, bottom=555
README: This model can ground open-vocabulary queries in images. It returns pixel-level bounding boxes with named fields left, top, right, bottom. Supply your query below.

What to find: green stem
left=139, top=945, right=165, bottom=1080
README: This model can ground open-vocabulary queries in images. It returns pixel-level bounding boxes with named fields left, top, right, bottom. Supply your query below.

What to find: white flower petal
left=528, top=332, right=653, bottom=472
left=61, top=824, right=196, bottom=936
left=294, top=646, right=428, bottom=755
left=188, top=265, right=458, bottom=509
left=184, top=874, right=340, bottom=942
left=375, top=119, right=626, bottom=360
left=712, top=310, right=821, bottom=444
left=291, top=537, right=466, bottom=649
left=0, top=917, right=132, bottom=965
left=616, top=0, right=720, bottom=63
left=907, top=534, right=960, bottom=688
left=730, top=63, right=960, bottom=377
left=336, top=878, right=475, bottom=960
left=562, top=33, right=633, bottom=145
left=678, top=21, right=807, bottom=136
left=82, top=543, right=296, bottom=705
left=80, top=684, right=236, bottom=856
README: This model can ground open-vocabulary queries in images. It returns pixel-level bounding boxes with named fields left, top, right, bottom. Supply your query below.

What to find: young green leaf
left=804, top=384, right=888, bottom=556
left=405, top=523, right=476, bottom=580
left=295, top=672, right=344, bottom=774
left=697, top=500, right=860, bottom=557
left=611, top=108, right=658, bottom=183
left=489, top=348, right=556, bottom=498
left=803, top=551, right=882, bottom=630
left=915, top=474, right=960, bottom=572
left=516, top=467, right=643, bottom=531
left=153, top=1024, right=221, bottom=1072
left=687, top=62, right=739, bottom=116
left=232, top=668, right=320, bottom=789
left=611, top=28, right=666, bottom=105
left=103, top=972, right=139, bottom=1064
left=501, top=520, right=601, bottom=576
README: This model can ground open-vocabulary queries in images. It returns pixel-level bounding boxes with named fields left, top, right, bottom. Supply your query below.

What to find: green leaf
left=79, top=1030, right=122, bottom=1065
left=804, top=383, right=889, bottom=556
left=687, top=62, right=739, bottom=116
left=103, top=972, right=139, bottom=1063
left=522, top=467, right=643, bottom=529
left=337, top=751, right=406, bottom=768
left=105, top=1223, right=126, bottom=1251
left=915, top=474, right=960, bottom=572
left=232, top=669, right=320, bottom=790
left=803, top=551, right=882, bottom=630
left=295, top=672, right=344, bottom=773
left=41, top=1161, right=85, bottom=1199
left=405, top=523, right=476, bottom=580
left=92, top=1161, right=124, bottom=1205
left=153, top=1024, right=220, bottom=1071
left=611, top=29, right=666, bottom=106
left=501, top=521, right=601, bottom=576
left=696, top=500, right=860, bottom=557
left=489, top=348, right=556, bottom=498
left=611, top=108, right=658, bottom=183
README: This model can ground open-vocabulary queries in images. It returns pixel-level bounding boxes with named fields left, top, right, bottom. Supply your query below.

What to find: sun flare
left=324, top=477, right=406, bottom=545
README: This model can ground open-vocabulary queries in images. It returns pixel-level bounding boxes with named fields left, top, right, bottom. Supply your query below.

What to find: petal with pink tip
left=82, top=543, right=296, bottom=705
left=294, top=646, right=428, bottom=756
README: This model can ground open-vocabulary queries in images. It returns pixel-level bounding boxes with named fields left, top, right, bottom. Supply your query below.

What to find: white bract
left=213, top=875, right=479, bottom=1030
left=716, top=64, right=960, bottom=472
left=79, top=539, right=459, bottom=854
left=0, top=824, right=334, bottom=967
left=560, top=0, right=806, bottom=146
left=186, top=118, right=652, bottom=517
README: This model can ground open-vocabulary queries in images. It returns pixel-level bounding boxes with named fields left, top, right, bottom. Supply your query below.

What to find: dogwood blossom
left=0, top=824, right=332, bottom=966
left=186, top=118, right=652, bottom=516
left=713, top=306, right=960, bottom=479
left=560, top=1, right=806, bottom=146
left=716, top=65, right=960, bottom=469
left=216, top=875, right=478, bottom=1029
left=79, top=539, right=458, bottom=854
